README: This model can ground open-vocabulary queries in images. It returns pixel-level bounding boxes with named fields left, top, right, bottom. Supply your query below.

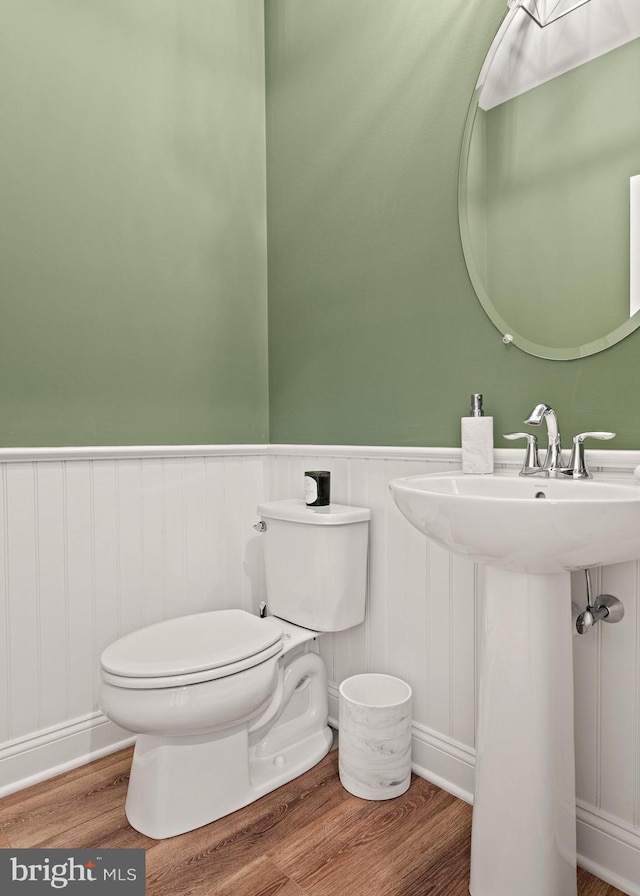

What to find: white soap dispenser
left=461, top=393, right=494, bottom=474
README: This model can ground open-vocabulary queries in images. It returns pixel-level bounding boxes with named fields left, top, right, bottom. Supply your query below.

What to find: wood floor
left=0, top=745, right=628, bottom=896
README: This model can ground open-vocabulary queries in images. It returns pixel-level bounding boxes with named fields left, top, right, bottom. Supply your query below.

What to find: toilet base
left=125, top=724, right=333, bottom=839
left=123, top=649, right=333, bottom=839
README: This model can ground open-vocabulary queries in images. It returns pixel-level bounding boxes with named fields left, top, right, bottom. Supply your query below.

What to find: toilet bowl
left=100, top=610, right=284, bottom=736
left=99, top=499, right=370, bottom=839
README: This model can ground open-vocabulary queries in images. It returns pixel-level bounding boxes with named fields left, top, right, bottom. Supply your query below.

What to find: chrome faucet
left=523, top=403, right=564, bottom=475
left=505, top=403, right=616, bottom=478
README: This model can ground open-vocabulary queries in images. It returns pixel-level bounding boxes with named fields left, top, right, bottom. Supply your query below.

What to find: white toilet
left=99, top=498, right=370, bottom=839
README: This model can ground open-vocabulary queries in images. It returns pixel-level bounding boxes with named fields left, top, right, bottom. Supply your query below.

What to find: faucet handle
left=565, top=431, right=616, bottom=479
left=573, top=431, right=616, bottom=441
left=504, top=431, right=537, bottom=442
left=503, top=432, right=540, bottom=472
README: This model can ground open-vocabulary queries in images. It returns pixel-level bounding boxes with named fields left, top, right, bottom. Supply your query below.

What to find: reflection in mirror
left=511, top=0, right=592, bottom=29
left=459, top=0, right=640, bottom=359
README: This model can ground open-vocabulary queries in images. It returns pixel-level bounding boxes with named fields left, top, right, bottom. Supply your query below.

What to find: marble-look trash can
left=338, top=673, right=412, bottom=800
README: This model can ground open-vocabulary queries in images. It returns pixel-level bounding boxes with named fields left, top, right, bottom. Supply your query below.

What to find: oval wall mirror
left=458, top=0, right=640, bottom=359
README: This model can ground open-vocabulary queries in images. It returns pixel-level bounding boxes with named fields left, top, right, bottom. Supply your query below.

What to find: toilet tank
left=257, top=499, right=370, bottom=632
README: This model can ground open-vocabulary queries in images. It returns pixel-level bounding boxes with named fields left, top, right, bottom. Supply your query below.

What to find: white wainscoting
left=0, top=444, right=639, bottom=894
left=0, top=446, right=268, bottom=794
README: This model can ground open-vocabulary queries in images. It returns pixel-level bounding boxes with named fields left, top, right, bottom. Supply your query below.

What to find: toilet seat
left=100, top=609, right=283, bottom=690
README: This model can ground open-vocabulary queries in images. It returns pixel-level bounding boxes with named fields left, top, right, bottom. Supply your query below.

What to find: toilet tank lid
left=257, top=499, right=370, bottom=525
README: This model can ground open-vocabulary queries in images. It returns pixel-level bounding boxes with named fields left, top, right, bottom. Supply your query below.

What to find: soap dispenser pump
left=461, top=393, right=494, bottom=474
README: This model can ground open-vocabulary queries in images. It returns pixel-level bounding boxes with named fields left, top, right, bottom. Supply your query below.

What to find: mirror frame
left=458, top=52, right=640, bottom=360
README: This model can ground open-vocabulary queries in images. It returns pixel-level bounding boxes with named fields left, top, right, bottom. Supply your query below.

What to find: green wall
left=265, top=0, right=640, bottom=449
left=4, top=0, right=640, bottom=450
left=0, top=0, right=268, bottom=446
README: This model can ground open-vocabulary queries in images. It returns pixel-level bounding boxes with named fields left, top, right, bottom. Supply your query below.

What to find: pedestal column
left=470, top=567, right=577, bottom=896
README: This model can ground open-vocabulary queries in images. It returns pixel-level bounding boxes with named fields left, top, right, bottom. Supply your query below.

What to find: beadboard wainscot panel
left=1, top=443, right=639, bottom=893
left=0, top=446, right=267, bottom=797
left=267, top=446, right=477, bottom=794
left=268, top=445, right=640, bottom=896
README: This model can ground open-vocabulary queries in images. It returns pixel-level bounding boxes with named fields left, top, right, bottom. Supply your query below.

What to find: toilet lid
left=100, top=609, right=282, bottom=679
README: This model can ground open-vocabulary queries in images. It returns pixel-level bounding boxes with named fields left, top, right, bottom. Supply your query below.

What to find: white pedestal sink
left=389, top=470, right=640, bottom=896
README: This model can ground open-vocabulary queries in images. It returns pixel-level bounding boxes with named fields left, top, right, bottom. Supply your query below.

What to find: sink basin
left=390, top=470, right=640, bottom=574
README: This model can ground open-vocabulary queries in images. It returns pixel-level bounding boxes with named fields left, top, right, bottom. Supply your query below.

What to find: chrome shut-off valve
left=575, top=569, right=624, bottom=635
